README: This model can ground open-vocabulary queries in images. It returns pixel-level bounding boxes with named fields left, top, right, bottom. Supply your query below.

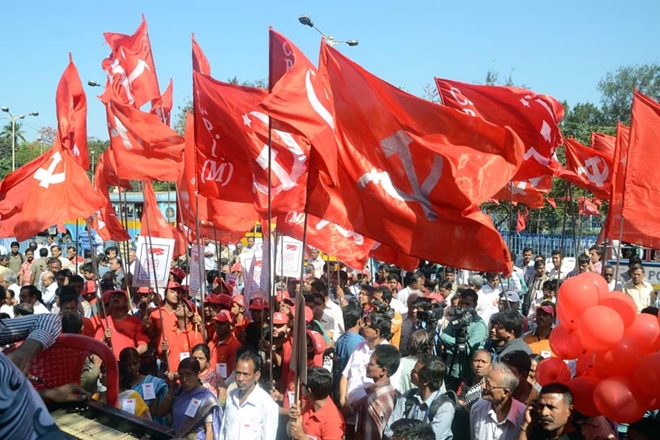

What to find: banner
left=133, top=236, right=175, bottom=288
left=277, top=236, right=304, bottom=278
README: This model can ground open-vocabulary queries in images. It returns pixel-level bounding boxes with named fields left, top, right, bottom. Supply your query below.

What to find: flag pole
left=293, top=213, right=309, bottom=407
left=194, top=195, right=206, bottom=340
left=266, top=28, right=275, bottom=385
left=75, top=218, right=80, bottom=274
left=84, top=218, right=111, bottom=348
left=141, top=181, right=167, bottom=347
left=569, top=186, right=579, bottom=260
left=614, top=216, right=625, bottom=282
left=508, top=182, right=514, bottom=257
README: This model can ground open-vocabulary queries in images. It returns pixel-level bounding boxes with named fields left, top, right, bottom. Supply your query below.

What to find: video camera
left=445, top=306, right=475, bottom=353
left=414, top=298, right=446, bottom=331
left=370, top=299, right=395, bottom=319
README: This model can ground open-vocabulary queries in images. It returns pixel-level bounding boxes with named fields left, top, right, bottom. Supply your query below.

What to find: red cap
left=249, top=297, right=268, bottom=310
left=292, top=305, right=314, bottom=324
left=104, top=289, right=125, bottom=304
left=180, top=298, right=194, bottom=311
left=230, top=263, right=242, bottom=273
left=232, top=295, right=245, bottom=307
left=273, top=312, right=289, bottom=325
left=213, top=310, right=233, bottom=323
left=307, top=329, right=326, bottom=355
left=137, top=287, right=152, bottom=294
left=170, top=268, right=186, bottom=281
left=85, top=280, right=97, bottom=294
left=537, top=305, right=556, bottom=317
left=427, top=293, right=445, bottom=303
left=275, top=290, right=290, bottom=302
left=167, top=281, right=183, bottom=290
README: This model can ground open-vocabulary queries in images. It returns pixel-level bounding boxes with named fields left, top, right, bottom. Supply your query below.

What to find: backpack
left=403, top=389, right=470, bottom=440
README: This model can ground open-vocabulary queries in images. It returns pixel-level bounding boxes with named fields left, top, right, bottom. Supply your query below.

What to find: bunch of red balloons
left=534, top=272, right=660, bottom=423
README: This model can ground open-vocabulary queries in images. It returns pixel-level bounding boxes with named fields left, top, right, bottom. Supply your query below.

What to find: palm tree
left=0, top=121, right=27, bottom=147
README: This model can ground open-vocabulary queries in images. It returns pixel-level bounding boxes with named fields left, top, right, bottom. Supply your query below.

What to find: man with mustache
left=517, top=382, right=584, bottom=440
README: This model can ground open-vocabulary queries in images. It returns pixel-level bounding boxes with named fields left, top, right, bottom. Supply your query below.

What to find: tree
left=0, top=121, right=27, bottom=152
left=560, top=101, right=614, bottom=145
left=598, top=63, right=660, bottom=125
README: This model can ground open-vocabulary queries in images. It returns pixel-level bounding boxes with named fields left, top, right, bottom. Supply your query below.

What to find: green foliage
left=598, top=63, right=660, bottom=125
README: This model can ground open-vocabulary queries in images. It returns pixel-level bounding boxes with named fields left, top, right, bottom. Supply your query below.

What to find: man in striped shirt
left=356, top=344, right=401, bottom=440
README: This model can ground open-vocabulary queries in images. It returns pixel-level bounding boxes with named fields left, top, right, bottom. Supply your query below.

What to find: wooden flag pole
left=84, top=219, right=111, bottom=351
left=293, top=213, right=310, bottom=407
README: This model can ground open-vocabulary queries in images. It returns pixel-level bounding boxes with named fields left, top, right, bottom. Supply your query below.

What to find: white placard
left=188, top=242, right=202, bottom=297
left=277, top=236, right=304, bottom=278
left=133, top=236, right=175, bottom=288
left=122, top=398, right=136, bottom=414
left=184, top=398, right=201, bottom=417
left=142, top=383, right=156, bottom=400
left=215, top=363, right=228, bottom=379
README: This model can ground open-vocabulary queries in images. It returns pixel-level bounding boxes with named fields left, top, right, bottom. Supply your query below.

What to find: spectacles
left=604, top=273, right=614, bottom=277
left=483, top=381, right=507, bottom=391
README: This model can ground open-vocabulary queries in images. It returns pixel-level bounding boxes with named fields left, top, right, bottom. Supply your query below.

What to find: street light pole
left=298, top=14, right=359, bottom=47
left=1, top=107, right=39, bottom=171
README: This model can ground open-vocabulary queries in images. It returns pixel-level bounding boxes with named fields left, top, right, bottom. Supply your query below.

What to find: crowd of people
left=1, top=236, right=660, bottom=440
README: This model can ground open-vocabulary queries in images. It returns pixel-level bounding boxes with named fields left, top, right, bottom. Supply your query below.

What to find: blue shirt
left=335, top=331, right=364, bottom=377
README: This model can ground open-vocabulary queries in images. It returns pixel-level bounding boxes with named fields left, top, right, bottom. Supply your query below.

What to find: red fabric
left=547, top=197, right=557, bottom=209
left=436, top=78, right=564, bottom=180
left=90, top=151, right=131, bottom=241
left=208, top=332, right=242, bottom=379
left=177, top=112, right=256, bottom=243
left=95, top=314, right=150, bottom=361
left=0, top=148, right=105, bottom=241
left=192, top=34, right=211, bottom=76
left=579, top=197, right=600, bottom=216
left=102, top=81, right=184, bottom=182
left=140, top=181, right=187, bottom=258
left=277, top=211, right=375, bottom=270
left=160, top=323, right=205, bottom=373
left=193, top=69, right=309, bottom=214
left=493, top=177, right=551, bottom=209
left=103, top=15, right=160, bottom=108
left=618, top=91, right=660, bottom=247
left=369, top=244, right=419, bottom=272
left=602, top=123, right=631, bottom=244
left=308, top=45, right=520, bottom=272
left=150, top=78, right=173, bottom=126
left=560, top=138, right=612, bottom=200
left=56, top=54, right=89, bottom=170
left=260, top=28, right=338, bottom=184
left=590, top=132, right=615, bottom=159
left=516, top=208, right=529, bottom=233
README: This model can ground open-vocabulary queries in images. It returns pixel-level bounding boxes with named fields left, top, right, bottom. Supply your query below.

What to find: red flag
left=561, top=138, right=612, bottom=200
left=192, top=34, right=211, bottom=76
left=493, top=177, right=551, bottom=209
left=55, top=54, right=89, bottom=169
left=516, top=208, right=529, bottom=233
left=591, top=132, right=615, bottom=159
left=90, top=151, right=131, bottom=241
left=0, top=148, right=105, bottom=240
left=103, top=84, right=184, bottom=182
left=546, top=197, right=557, bottom=209
left=307, top=44, right=521, bottom=272
left=436, top=78, right=564, bottom=180
left=178, top=112, right=257, bottom=243
left=602, top=122, right=632, bottom=244
left=259, top=28, right=338, bottom=184
left=616, top=91, right=660, bottom=247
left=140, top=181, right=187, bottom=258
left=150, top=78, right=173, bottom=126
left=103, top=15, right=160, bottom=108
left=193, top=38, right=309, bottom=214
left=369, top=243, right=419, bottom=272
left=579, top=197, right=600, bottom=216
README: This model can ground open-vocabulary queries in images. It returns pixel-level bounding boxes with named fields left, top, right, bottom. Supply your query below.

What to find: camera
left=370, top=299, right=394, bottom=319
left=448, top=306, right=474, bottom=331
left=414, top=298, right=446, bottom=331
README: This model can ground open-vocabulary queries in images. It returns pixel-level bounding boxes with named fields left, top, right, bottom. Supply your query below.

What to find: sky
left=1, top=0, right=659, bottom=142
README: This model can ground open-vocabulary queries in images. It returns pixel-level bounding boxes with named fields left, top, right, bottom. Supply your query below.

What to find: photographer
left=439, top=289, right=488, bottom=391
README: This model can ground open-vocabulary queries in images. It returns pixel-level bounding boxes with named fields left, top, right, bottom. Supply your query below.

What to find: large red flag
left=307, top=44, right=521, bottom=272
left=102, top=82, right=184, bottom=182
left=103, top=15, right=160, bottom=108
left=0, top=148, right=105, bottom=240
left=192, top=34, right=211, bottom=76
left=140, top=181, right=187, bottom=258
left=617, top=91, right=660, bottom=247
left=56, top=54, right=89, bottom=169
left=90, top=151, right=131, bottom=241
left=602, top=122, right=633, bottom=244
left=590, top=132, right=615, bottom=159
left=259, top=28, right=338, bottom=184
left=193, top=38, right=309, bottom=214
left=369, top=244, right=419, bottom=272
left=178, top=112, right=257, bottom=243
left=436, top=78, right=564, bottom=180
left=561, top=138, right=613, bottom=200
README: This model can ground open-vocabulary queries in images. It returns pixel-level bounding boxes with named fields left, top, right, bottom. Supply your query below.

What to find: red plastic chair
left=27, top=333, right=119, bottom=406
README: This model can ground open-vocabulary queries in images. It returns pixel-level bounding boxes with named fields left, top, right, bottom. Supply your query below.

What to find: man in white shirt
left=471, top=275, right=497, bottom=325
left=203, top=238, right=217, bottom=272
left=308, top=248, right=325, bottom=279
left=603, top=266, right=623, bottom=292
left=396, top=274, right=422, bottom=305
left=470, top=362, right=526, bottom=440
left=220, top=351, right=278, bottom=439
left=515, top=247, right=535, bottom=279
left=40, top=271, right=58, bottom=310
left=19, top=285, right=50, bottom=314
left=546, top=250, right=566, bottom=281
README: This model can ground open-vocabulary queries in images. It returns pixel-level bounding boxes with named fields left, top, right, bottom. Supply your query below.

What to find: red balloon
left=549, top=324, right=584, bottom=360
left=579, top=272, right=610, bottom=300
left=579, top=305, right=624, bottom=351
left=575, top=351, right=597, bottom=377
left=633, top=353, right=660, bottom=398
left=598, top=291, right=638, bottom=328
left=593, top=336, right=642, bottom=378
left=594, top=376, right=650, bottom=423
left=557, top=273, right=600, bottom=320
left=648, top=397, right=660, bottom=410
left=624, top=313, right=660, bottom=354
left=567, top=376, right=601, bottom=417
left=536, top=357, right=571, bottom=386
left=556, top=301, right=580, bottom=332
